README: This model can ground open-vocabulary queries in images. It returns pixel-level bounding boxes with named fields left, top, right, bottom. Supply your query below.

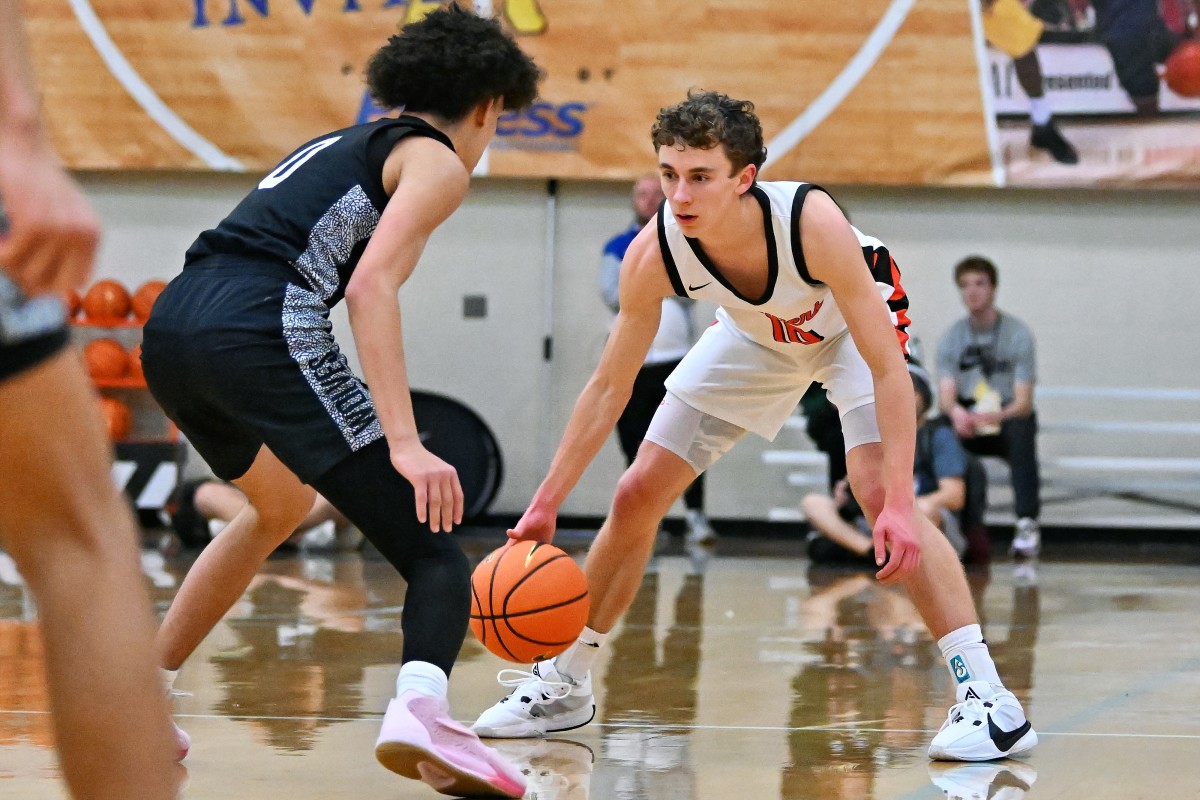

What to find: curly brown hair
left=366, top=2, right=541, bottom=122
left=651, top=89, right=767, bottom=173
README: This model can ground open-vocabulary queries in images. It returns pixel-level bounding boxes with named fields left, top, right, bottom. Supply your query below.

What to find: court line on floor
left=4, top=708, right=1195, bottom=740
left=66, top=0, right=243, bottom=170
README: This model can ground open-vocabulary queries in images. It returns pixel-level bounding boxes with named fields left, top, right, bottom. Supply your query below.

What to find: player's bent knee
left=611, top=470, right=653, bottom=515
left=252, top=488, right=317, bottom=536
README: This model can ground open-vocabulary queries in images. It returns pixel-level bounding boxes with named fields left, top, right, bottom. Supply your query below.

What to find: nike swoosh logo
left=581, top=641, right=600, bottom=648
left=987, top=714, right=1032, bottom=752
left=688, top=282, right=712, bottom=291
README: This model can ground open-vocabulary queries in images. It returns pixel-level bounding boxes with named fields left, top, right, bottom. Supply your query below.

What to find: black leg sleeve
left=310, top=439, right=471, bottom=677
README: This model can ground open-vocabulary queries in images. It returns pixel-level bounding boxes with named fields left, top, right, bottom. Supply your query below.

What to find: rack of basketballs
left=69, top=277, right=189, bottom=523
left=68, top=278, right=170, bottom=442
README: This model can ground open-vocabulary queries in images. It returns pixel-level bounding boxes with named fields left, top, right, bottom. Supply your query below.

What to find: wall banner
left=24, top=0, right=1200, bottom=186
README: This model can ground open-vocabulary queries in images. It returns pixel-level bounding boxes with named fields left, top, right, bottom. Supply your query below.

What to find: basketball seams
left=471, top=591, right=589, bottom=621
left=485, top=545, right=512, bottom=657
left=500, top=553, right=570, bottom=610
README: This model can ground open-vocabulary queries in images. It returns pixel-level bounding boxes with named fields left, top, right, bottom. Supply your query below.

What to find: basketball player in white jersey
left=474, top=90, right=1037, bottom=763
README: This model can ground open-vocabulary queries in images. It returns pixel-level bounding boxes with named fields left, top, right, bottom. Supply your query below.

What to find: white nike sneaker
left=472, top=661, right=595, bottom=738
left=928, top=681, right=1037, bottom=761
left=928, top=760, right=1038, bottom=800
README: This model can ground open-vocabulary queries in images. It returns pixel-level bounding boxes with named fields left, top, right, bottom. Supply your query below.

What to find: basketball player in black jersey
left=1, top=1, right=180, bottom=797
left=140, top=6, right=540, bottom=797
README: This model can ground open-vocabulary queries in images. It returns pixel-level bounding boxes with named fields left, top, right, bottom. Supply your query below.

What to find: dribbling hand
left=873, top=505, right=921, bottom=584
left=390, top=442, right=463, bottom=533
left=506, top=504, right=557, bottom=546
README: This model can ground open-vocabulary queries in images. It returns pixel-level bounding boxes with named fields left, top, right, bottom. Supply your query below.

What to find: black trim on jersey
left=790, top=183, right=829, bottom=288
left=656, top=200, right=688, bottom=297
left=365, top=115, right=455, bottom=170
left=681, top=184, right=778, bottom=306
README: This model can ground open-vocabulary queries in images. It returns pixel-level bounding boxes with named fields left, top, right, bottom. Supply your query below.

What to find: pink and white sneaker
left=375, top=690, right=527, bottom=798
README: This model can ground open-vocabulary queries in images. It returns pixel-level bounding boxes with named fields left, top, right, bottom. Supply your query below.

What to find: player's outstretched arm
left=0, top=0, right=99, bottom=295
left=802, top=190, right=919, bottom=582
left=509, top=223, right=672, bottom=543
left=345, top=136, right=471, bottom=533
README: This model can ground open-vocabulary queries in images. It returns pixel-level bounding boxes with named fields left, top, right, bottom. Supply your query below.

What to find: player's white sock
left=1029, top=98, right=1052, bottom=127
left=395, top=660, right=448, bottom=698
left=162, top=668, right=179, bottom=694
left=554, top=626, right=607, bottom=683
left=938, top=624, right=1002, bottom=687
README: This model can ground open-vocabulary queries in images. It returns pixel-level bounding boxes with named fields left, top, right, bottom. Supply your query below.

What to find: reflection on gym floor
left=1, top=533, right=1198, bottom=798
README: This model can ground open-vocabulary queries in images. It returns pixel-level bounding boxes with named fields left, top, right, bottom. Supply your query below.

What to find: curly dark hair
left=366, top=3, right=541, bottom=122
left=651, top=89, right=767, bottom=173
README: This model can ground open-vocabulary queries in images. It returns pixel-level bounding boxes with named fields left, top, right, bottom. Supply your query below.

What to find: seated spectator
left=169, top=479, right=361, bottom=551
left=799, top=382, right=847, bottom=491
left=936, top=255, right=1041, bottom=558
left=804, top=365, right=985, bottom=565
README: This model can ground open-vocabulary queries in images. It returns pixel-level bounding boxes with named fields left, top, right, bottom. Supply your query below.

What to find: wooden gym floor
left=1, top=530, right=1198, bottom=798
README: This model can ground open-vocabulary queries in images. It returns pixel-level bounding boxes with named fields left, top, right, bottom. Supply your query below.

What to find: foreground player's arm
left=344, top=136, right=470, bottom=533
left=802, top=191, right=919, bottom=582
left=0, top=0, right=99, bottom=295
left=511, top=224, right=671, bottom=543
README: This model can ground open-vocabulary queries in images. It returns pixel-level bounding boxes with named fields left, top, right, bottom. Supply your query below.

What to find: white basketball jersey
left=656, top=181, right=910, bottom=359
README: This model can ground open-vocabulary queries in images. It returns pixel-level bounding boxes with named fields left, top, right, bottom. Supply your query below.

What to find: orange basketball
left=1165, top=40, right=1200, bottom=98
left=100, top=396, right=132, bottom=441
left=83, top=338, right=130, bottom=381
left=131, top=280, right=167, bottom=323
left=470, top=541, right=589, bottom=663
left=82, top=279, right=131, bottom=323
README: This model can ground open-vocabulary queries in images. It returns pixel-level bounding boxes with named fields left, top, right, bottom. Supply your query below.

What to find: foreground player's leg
left=847, top=441, right=1037, bottom=761
left=0, top=350, right=179, bottom=800
left=474, top=442, right=698, bottom=738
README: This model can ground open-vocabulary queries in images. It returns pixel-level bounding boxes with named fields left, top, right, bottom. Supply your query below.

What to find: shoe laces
left=944, top=695, right=995, bottom=726
left=496, top=668, right=573, bottom=701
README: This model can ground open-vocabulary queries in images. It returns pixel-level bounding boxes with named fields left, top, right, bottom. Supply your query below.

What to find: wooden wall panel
left=23, top=0, right=992, bottom=185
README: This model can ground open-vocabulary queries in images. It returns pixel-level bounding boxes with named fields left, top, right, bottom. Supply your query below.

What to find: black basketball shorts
left=0, top=272, right=70, bottom=383
left=141, top=259, right=384, bottom=483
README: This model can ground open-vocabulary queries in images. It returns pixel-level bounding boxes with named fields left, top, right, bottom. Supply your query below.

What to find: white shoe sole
left=473, top=703, right=596, bottom=739
left=929, top=727, right=1038, bottom=761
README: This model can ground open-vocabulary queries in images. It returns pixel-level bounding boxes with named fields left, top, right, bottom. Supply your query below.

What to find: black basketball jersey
left=185, top=115, right=455, bottom=305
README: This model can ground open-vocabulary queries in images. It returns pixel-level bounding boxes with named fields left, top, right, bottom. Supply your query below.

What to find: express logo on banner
left=493, top=101, right=588, bottom=151
left=355, top=96, right=586, bottom=153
